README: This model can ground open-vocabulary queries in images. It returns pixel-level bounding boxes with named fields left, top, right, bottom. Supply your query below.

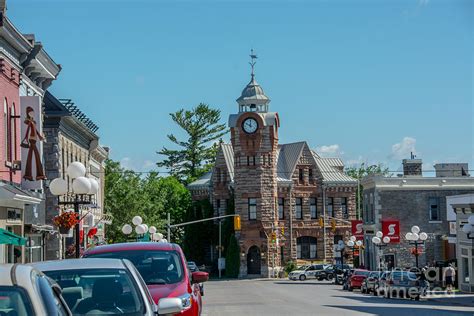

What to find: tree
left=104, top=159, right=191, bottom=244
left=157, top=104, right=227, bottom=184
left=225, top=234, right=240, bottom=278
left=345, top=163, right=390, bottom=219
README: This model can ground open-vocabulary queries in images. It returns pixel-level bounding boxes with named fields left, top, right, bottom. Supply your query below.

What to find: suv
left=288, top=264, right=330, bottom=281
left=84, top=242, right=208, bottom=315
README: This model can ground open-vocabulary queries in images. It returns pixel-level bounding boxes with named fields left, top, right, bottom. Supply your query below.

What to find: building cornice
left=0, top=17, right=32, bottom=56
left=362, top=175, right=474, bottom=191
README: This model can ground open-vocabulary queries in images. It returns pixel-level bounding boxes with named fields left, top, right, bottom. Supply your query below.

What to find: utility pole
left=167, top=213, right=171, bottom=242
left=322, top=184, right=327, bottom=263
left=218, top=219, right=222, bottom=279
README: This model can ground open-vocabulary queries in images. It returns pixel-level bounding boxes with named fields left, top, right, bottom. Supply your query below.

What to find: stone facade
left=362, top=173, right=474, bottom=270
left=189, top=66, right=358, bottom=277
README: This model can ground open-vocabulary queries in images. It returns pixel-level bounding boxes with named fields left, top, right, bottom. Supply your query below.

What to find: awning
left=0, top=182, right=41, bottom=208
left=0, top=228, right=26, bottom=246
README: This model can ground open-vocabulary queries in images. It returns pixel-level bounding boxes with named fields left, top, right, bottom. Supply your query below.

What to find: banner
left=382, top=220, right=400, bottom=243
left=20, top=96, right=45, bottom=190
left=351, top=220, right=364, bottom=240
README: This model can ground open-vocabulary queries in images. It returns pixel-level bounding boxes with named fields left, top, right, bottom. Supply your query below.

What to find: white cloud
left=389, top=137, right=417, bottom=160
left=316, top=144, right=344, bottom=158
left=120, top=157, right=156, bottom=172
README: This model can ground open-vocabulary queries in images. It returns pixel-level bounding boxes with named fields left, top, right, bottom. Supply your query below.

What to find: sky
left=9, top=0, right=473, bottom=175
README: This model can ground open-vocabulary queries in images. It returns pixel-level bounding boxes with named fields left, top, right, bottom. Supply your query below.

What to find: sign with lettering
left=351, top=220, right=364, bottom=240
left=382, top=220, right=400, bottom=243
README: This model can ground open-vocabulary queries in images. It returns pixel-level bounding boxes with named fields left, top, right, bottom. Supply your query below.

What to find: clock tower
left=229, top=52, right=280, bottom=277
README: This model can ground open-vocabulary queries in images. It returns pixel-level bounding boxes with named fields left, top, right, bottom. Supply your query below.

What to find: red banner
left=351, top=220, right=364, bottom=240
left=382, top=220, right=400, bottom=243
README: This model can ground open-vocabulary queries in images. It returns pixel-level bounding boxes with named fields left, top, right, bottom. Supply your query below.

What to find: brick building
left=362, top=159, right=474, bottom=270
left=189, top=60, right=357, bottom=277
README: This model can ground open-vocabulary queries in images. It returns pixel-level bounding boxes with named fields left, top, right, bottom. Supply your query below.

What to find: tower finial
left=249, top=49, right=257, bottom=79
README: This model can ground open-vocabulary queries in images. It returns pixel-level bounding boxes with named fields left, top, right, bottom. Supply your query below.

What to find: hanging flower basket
left=53, top=211, right=78, bottom=234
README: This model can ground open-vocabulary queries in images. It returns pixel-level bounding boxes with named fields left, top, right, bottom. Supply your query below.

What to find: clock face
left=242, top=118, right=258, bottom=134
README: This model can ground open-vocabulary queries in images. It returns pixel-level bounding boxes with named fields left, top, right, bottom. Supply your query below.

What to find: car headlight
left=178, top=293, right=192, bottom=310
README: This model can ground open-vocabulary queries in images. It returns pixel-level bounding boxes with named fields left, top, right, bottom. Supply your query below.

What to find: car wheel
left=373, top=288, right=378, bottom=296
left=299, top=275, right=306, bottom=281
left=327, top=274, right=333, bottom=281
left=362, top=287, right=367, bottom=294
left=348, top=286, right=353, bottom=292
left=415, top=295, right=420, bottom=301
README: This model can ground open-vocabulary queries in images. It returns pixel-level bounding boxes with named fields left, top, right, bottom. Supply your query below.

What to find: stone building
left=43, top=91, right=107, bottom=260
left=362, top=159, right=474, bottom=270
left=189, top=60, right=358, bottom=277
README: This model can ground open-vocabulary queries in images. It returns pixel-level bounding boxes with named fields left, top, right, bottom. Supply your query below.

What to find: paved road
left=202, top=279, right=474, bottom=316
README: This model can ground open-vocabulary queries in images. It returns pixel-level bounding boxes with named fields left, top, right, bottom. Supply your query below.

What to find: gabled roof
left=276, top=142, right=306, bottom=181
left=312, top=152, right=358, bottom=185
left=221, top=144, right=234, bottom=182
left=187, top=171, right=212, bottom=189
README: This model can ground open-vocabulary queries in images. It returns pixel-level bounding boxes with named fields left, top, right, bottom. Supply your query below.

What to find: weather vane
left=249, top=49, right=258, bottom=78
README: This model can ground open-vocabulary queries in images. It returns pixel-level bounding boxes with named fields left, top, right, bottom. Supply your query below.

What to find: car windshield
left=0, top=286, right=33, bottom=316
left=369, top=272, right=381, bottom=278
left=354, top=270, right=370, bottom=276
left=313, top=265, right=324, bottom=270
left=392, top=272, right=418, bottom=280
left=297, top=265, right=309, bottom=270
left=43, top=268, right=144, bottom=316
left=87, top=250, right=184, bottom=285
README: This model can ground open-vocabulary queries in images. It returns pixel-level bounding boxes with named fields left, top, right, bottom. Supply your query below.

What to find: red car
left=348, top=269, right=370, bottom=291
left=83, top=242, right=208, bottom=315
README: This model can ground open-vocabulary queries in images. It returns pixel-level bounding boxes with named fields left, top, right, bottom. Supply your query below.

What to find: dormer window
left=250, top=104, right=257, bottom=111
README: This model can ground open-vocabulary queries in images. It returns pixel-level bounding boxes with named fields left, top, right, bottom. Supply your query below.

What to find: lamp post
left=336, top=240, right=345, bottom=267
left=50, top=162, right=99, bottom=258
left=122, top=216, right=163, bottom=242
left=372, top=231, right=390, bottom=271
left=405, top=225, right=428, bottom=268
left=347, top=236, right=363, bottom=268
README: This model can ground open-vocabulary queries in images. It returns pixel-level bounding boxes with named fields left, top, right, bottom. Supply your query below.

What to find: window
left=334, top=235, right=343, bottom=245
left=310, top=198, right=317, bottom=219
left=0, top=286, right=34, bottom=316
left=37, top=276, right=70, bottom=316
left=296, top=236, right=317, bottom=259
left=10, top=104, right=16, bottom=160
left=248, top=198, right=257, bottom=220
left=247, top=156, right=250, bottom=166
left=309, top=168, right=313, bottom=181
left=341, top=197, right=348, bottom=219
left=327, top=197, right=334, bottom=217
left=216, top=199, right=221, bottom=215
left=278, top=198, right=284, bottom=219
left=216, top=168, right=221, bottom=183
left=4, top=99, right=9, bottom=161
left=263, top=155, right=266, bottom=166
left=299, top=169, right=304, bottom=182
left=429, top=197, right=440, bottom=221
left=296, top=198, right=302, bottom=219
left=252, top=156, right=256, bottom=166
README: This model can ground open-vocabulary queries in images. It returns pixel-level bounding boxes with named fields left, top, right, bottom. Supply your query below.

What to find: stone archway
left=247, top=245, right=261, bottom=275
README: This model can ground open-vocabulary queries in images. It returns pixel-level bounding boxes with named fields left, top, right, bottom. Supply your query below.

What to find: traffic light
left=281, top=226, right=285, bottom=236
left=271, top=232, right=277, bottom=243
left=319, top=217, right=324, bottom=227
left=234, top=215, right=241, bottom=231
left=331, top=219, right=336, bottom=232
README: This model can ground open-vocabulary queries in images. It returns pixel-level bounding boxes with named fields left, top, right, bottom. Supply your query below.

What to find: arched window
left=10, top=104, right=16, bottom=160
left=296, top=236, right=317, bottom=259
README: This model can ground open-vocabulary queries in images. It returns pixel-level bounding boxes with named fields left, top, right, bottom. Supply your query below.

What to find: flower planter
left=59, top=227, right=72, bottom=235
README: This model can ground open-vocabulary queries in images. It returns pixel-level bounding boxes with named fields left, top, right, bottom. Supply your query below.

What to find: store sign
left=351, top=220, right=364, bottom=240
left=20, top=96, right=45, bottom=190
left=382, top=219, right=400, bottom=243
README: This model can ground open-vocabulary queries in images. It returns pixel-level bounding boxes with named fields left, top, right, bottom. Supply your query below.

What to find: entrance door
left=247, top=246, right=261, bottom=275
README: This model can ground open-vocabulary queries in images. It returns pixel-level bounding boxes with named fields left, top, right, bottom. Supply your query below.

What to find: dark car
left=382, top=271, right=422, bottom=300
left=373, top=271, right=391, bottom=296
left=84, top=242, right=209, bottom=316
left=361, top=271, right=382, bottom=294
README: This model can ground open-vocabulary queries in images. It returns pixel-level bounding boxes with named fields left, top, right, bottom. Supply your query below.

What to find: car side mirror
left=156, top=298, right=184, bottom=315
left=192, top=271, right=209, bottom=284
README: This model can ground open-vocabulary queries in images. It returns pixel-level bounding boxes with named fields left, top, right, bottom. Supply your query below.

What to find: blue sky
left=9, top=0, right=473, bottom=175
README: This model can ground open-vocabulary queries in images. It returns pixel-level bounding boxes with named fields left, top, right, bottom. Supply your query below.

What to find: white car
left=288, top=264, right=331, bottom=281
left=32, top=258, right=184, bottom=316
left=0, top=264, right=72, bottom=315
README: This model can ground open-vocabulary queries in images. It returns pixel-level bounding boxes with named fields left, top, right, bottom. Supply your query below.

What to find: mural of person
left=22, top=106, right=46, bottom=181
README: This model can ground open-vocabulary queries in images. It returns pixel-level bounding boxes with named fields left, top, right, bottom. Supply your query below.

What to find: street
left=202, top=279, right=474, bottom=316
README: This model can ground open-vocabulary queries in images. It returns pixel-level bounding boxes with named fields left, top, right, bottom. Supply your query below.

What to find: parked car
left=288, top=264, right=330, bottom=281
left=187, top=261, right=204, bottom=296
left=381, top=270, right=422, bottom=300
left=84, top=242, right=209, bottom=316
left=0, top=264, right=72, bottom=316
left=348, top=269, right=370, bottom=291
left=373, top=271, right=390, bottom=296
left=33, top=258, right=184, bottom=315
left=361, top=271, right=382, bottom=294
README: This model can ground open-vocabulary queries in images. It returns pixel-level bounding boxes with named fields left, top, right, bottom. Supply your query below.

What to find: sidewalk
left=426, top=291, right=474, bottom=307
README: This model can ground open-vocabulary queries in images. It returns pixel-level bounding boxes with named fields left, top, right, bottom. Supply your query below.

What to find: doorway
left=247, top=246, right=261, bottom=275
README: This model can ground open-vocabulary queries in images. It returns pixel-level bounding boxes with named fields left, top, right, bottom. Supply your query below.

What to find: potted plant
left=53, top=211, right=78, bottom=235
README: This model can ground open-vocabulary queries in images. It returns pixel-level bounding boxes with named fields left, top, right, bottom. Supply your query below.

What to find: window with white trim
left=248, top=198, right=257, bottom=220
left=296, top=198, right=303, bottom=219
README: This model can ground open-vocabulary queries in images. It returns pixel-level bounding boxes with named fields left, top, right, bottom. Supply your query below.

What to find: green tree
left=345, top=163, right=390, bottom=219
left=157, top=103, right=227, bottom=184
left=225, top=234, right=240, bottom=278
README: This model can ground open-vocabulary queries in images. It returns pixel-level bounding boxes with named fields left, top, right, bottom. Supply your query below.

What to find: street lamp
left=50, top=162, right=99, bottom=258
left=372, top=231, right=390, bottom=271
left=461, top=215, right=474, bottom=240
left=405, top=225, right=428, bottom=268
left=347, top=236, right=363, bottom=268
left=122, top=217, right=164, bottom=242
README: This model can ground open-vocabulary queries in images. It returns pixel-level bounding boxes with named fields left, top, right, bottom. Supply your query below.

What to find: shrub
left=285, top=260, right=297, bottom=274
left=225, top=234, right=240, bottom=278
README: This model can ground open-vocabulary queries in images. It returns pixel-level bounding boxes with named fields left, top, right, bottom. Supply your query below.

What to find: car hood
left=148, top=281, right=189, bottom=303
left=291, top=270, right=306, bottom=274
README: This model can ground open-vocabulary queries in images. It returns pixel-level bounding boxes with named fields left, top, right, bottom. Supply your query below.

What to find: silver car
left=32, top=258, right=184, bottom=315
left=0, top=264, right=72, bottom=316
left=288, top=264, right=330, bottom=281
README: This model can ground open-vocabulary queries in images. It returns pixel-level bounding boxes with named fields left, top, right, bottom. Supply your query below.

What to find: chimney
left=434, top=163, right=470, bottom=177
left=402, top=158, right=423, bottom=176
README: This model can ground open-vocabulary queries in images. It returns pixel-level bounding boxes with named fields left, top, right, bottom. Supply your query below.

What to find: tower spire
left=249, top=49, right=257, bottom=79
